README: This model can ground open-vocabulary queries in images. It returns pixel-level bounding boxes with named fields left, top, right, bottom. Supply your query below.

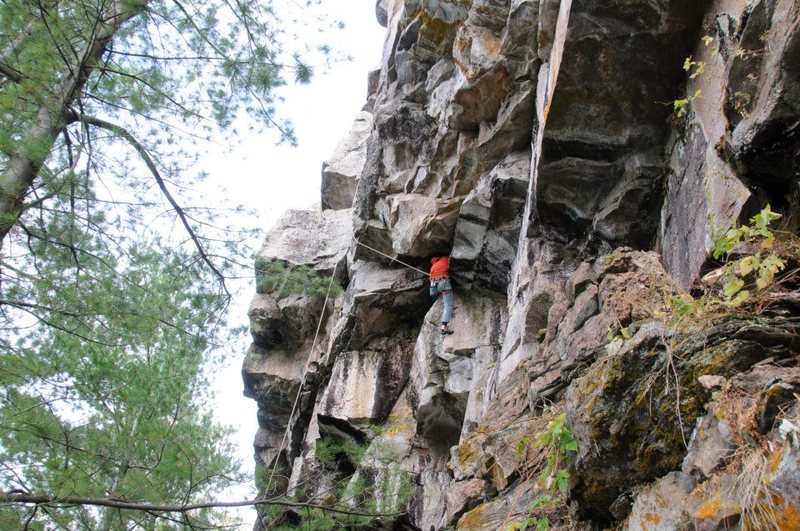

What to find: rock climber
left=429, top=255, right=454, bottom=335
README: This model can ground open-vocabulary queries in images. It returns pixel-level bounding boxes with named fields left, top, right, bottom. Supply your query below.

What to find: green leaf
left=556, top=469, right=570, bottom=493
left=762, top=254, right=786, bottom=274
left=536, top=516, right=550, bottom=531
left=729, top=289, right=750, bottom=307
left=712, top=228, right=742, bottom=259
left=529, top=495, right=553, bottom=511
left=750, top=205, right=781, bottom=230
left=738, top=255, right=758, bottom=276
left=689, top=61, right=705, bottom=79
left=723, top=278, right=745, bottom=299
left=757, top=254, right=786, bottom=289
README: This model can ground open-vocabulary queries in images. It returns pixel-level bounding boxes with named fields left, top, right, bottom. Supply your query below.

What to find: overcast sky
left=204, top=2, right=386, bottom=227
left=203, top=2, right=386, bottom=521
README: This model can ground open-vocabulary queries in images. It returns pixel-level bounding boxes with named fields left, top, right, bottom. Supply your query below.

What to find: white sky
left=203, top=2, right=386, bottom=524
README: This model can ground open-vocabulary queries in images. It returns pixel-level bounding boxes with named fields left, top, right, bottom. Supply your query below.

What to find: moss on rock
left=566, top=315, right=799, bottom=523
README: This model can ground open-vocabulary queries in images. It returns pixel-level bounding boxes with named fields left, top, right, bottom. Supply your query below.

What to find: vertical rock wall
left=244, top=0, right=800, bottom=529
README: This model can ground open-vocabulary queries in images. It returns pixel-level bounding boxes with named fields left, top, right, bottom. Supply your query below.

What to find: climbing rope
left=264, top=239, right=430, bottom=489
left=266, top=255, right=342, bottom=489
left=353, top=239, right=429, bottom=276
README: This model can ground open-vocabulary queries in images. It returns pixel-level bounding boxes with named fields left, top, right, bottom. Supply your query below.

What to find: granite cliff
left=243, top=0, right=800, bottom=529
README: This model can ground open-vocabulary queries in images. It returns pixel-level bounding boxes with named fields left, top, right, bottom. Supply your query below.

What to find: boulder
left=250, top=208, right=352, bottom=349
left=445, top=478, right=487, bottom=524
left=523, top=250, right=679, bottom=407
left=451, top=150, right=529, bottom=293
left=456, top=477, right=543, bottom=530
left=536, top=0, right=705, bottom=249
left=410, top=294, right=506, bottom=456
left=243, top=343, right=307, bottom=473
left=623, top=364, right=800, bottom=530
left=248, top=293, right=326, bottom=350
left=243, top=344, right=306, bottom=420
left=327, top=259, right=430, bottom=352
left=727, top=0, right=800, bottom=214
left=375, top=0, right=388, bottom=27
left=625, top=471, right=695, bottom=530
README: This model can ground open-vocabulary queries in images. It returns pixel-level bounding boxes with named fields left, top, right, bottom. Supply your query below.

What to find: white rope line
left=264, top=239, right=429, bottom=490
left=353, top=239, right=429, bottom=275
left=266, top=255, right=342, bottom=488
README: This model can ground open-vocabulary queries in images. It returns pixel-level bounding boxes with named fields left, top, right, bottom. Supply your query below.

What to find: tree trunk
left=0, top=0, right=146, bottom=245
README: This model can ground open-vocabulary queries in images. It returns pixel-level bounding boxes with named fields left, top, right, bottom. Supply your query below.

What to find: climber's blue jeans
left=430, top=278, right=453, bottom=324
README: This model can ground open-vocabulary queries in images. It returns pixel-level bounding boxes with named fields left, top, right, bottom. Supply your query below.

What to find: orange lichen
left=695, top=493, right=723, bottom=520
left=771, top=495, right=800, bottom=531
left=695, top=489, right=744, bottom=526
left=412, top=9, right=457, bottom=48
left=767, top=447, right=784, bottom=475
left=643, top=512, right=661, bottom=525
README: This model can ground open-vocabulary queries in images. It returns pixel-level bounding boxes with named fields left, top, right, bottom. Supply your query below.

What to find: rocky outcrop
left=321, top=112, right=373, bottom=210
left=243, top=0, right=800, bottom=529
left=567, top=316, right=800, bottom=523
left=625, top=362, right=800, bottom=530
left=659, top=0, right=800, bottom=287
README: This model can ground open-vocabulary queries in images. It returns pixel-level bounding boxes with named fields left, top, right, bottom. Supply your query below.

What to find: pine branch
left=74, top=114, right=229, bottom=296
left=0, top=61, right=24, bottom=83
left=0, top=0, right=145, bottom=245
left=0, top=491, right=406, bottom=518
left=93, top=61, right=203, bottom=121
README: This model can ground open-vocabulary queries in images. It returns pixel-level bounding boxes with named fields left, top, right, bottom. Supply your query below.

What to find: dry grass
left=717, top=384, right=761, bottom=447
left=713, top=379, right=799, bottom=531
left=728, top=448, right=781, bottom=531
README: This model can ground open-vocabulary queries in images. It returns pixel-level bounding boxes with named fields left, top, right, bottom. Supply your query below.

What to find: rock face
left=243, top=1, right=800, bottom=529
left=321, top=112, right=373, bottom=210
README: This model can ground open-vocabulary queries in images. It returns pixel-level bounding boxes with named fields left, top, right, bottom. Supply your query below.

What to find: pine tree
left=0, top=0, right=335, bottom=527
left=0, top=0, right=316, bottom=247
left=0, top=234, right=246, bottom=529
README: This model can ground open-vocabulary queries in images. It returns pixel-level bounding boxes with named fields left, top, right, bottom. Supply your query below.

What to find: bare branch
left=0, top=61, right=24, bottom=83
left=75, top=114, right=229, bottom=295
left=0, top=492, right=405, bottom=518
